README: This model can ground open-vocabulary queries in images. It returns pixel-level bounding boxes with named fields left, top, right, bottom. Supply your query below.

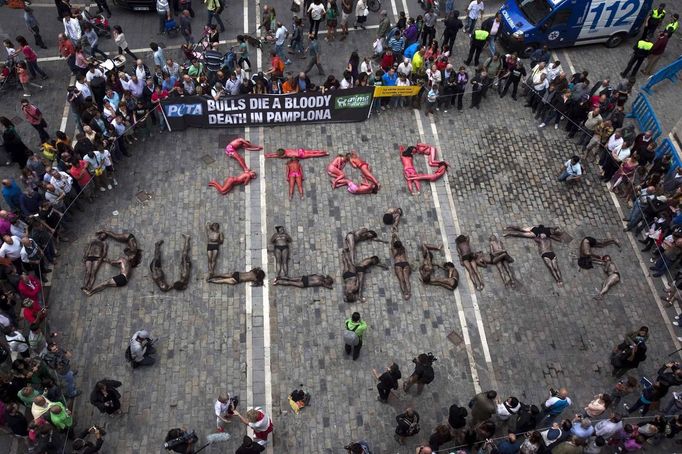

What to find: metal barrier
left=656, top=137, right=682, bottom=171
left=626, top=93, right=663, bottom=141
left=641, top=56, right=682, bottom=95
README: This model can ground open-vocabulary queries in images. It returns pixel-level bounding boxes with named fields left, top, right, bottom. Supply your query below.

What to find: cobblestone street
left=1, top=0, right=682, bottom=453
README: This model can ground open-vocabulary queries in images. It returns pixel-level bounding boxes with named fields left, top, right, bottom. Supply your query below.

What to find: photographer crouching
left=72, top=426, right=106, bottom=453
left=164, top=428, right=198, bottom=453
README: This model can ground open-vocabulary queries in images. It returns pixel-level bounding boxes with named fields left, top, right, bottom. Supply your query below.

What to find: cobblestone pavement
left=2, top=1, right=682, bottom=453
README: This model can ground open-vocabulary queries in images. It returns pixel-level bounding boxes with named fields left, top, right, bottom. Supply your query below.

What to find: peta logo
left=164, top=104, right=203, bottom=117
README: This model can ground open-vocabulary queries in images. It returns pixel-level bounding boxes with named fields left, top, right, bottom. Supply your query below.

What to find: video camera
left=164, top=429, right=197, bottom=451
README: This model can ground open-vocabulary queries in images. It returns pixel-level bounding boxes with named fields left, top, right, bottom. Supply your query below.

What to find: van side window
left=546, top=9, right=572, bottom=27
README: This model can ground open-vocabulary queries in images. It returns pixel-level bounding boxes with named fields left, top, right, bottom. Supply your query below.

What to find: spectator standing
left=63, top=11, right=82, bottom=46
left=21, top=99, right=51, bottom=144
left=540, top=387, right=572, bottom=426
left=303, top=33, right=325, bottom=76
left=58, top=34, right=77, bottom=74
left=82, top=24, right=108, bottom=60
left=466, top=0, right=485, bottom=35
left=354, top=0, right=368, bottom=29
left=113, top=26, right=138, bottom=60
left=443, top=11, right=463, bottom=50
left=402, top=353, right=435, bottom=395
left=43, top=341, right=81, bottom=398
left=205, top=0, right=226, bottom=32
left=642, top=31, right=669, bottom=75
left=23, top=7, right=47, bottom=50
left=394, top=407, right=420, bottom=444
left=157, top=0, right=172, bottom=35
left=179, top=9, right=194, bottom=44
left=16, top=36, right=48, bottom=80
left=308, top=0, right=327, bottom=37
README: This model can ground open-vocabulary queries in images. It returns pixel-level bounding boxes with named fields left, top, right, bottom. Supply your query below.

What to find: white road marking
left=390, top=0, right=400, bottom=22
left=561, top=50, right=576, bottom=75
left=414, top=109, right=486, bottom=394
left=60, top=75, right=76, bottom=131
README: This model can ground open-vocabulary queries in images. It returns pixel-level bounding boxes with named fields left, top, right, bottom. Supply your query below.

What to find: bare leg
left=83, top=261, right=94, bottom=289
left=207, top=250, right=218, bottom=277
left=393, top=266, right=408, bottom=298
left=501, top=262, right=516, bottom=288
left=542, top=257, right=563, bottom=285
left=83, top=278, right=117, bottom=296
left=401, top=266, right=411, bottom=299
left=274, top=248, right=283, bottom=277
left=173, top=235, right=191, bottom=290
left=207, top=275, right=238, bottom=284
left=295, top=175, right=304, bottom=199
left=288, top=177, right=295, bottom=200
left=345, top=234, right=356, bottom=265
left=282, top=247, right=290, bottom=276
left=594, top=274, right=620, bottom=300
left=272, top=277, right=305, bottom=288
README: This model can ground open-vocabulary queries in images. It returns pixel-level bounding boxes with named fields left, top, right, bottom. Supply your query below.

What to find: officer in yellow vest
left=464, top=29, right=489, bottom=67
left=620, top=39, right=654, bottom=78
left=642, top=3, right=666, bottom=39
left=665, top=13, right=679, bottom=35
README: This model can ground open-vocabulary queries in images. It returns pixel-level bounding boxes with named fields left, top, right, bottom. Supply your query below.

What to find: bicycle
left=367, top=0, right=381, bottom=13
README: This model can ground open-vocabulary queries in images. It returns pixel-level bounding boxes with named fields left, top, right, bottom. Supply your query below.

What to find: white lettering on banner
left=206, top=98, right=248, bottom=112
left=283, top=95, right=332, bottom=110
left=271, top=98, right=281, bottom=109
left=250, top=98, right=270, bottom=109
left=265, top=110, right=331, bottom=122
left=208, top=113, right=248, bottom=124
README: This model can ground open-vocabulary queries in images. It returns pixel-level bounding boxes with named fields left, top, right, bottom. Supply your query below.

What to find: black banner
left=161, top=87, right=374, bottom=130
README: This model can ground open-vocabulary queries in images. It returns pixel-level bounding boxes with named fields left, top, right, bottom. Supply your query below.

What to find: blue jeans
left=60, top=370, right=77, bottom=397
left=275, top=43, right=286, bottom=61
left=538, top=410, right=561, bottom=427
left=488, top=37, right=496, bottom=56
left=466, top=17, right=477, bottom=34
left=206, top=11, right=225, bottom=31
left=27, top=60, right=47, bottom=79
left=626, top=199, right=643, bottom=230
left=558, top=170, right=573, bottom=182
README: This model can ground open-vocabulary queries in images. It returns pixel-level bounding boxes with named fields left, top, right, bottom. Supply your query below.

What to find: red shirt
left=18, top=275, right=42, bottom=304
left=69, top=160, right=92, bottom=187
left=380, top=53, right=395, bottom=71
left=22, top=104, right=43, bottom=126
left=22, top=300, right=44, bottom=324
left=59, top=39, right=75, bottom=58
left=151, top=89, right=169, bottom=111
left=21, top=45, right=38, bottom=62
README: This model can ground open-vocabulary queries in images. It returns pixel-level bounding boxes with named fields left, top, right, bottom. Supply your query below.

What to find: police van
left=498, top=0, right=653, bottom=56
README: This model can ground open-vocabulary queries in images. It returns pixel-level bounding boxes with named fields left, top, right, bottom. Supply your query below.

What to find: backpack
left=396, top=415, right=420, bottom=436
left=421, top=365, right=435, bottom=384
left=327, top=7, right=337, bottom=20
left=343, top=322, right=360, bottom=346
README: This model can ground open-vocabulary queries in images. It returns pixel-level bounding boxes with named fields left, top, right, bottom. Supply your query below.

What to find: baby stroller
left=164, top=17, right=180, bottom=38
left=0, top=60, right=20, bottom=96
left=80, top=9, right=111, bottom=38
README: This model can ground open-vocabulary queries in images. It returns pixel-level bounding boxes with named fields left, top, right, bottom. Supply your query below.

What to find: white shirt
left=467, top=0, right=484, bottom=19
left=397, top=61, right=412, bottom=76
left=490, top=19, right=500, bottom=35
left=85, top=68, right=104, bottom=83
left=214, top=399, right=230, bottom=417
left=45, top=186, right=65, bottom=206
left=275, top=25, right=288, bottom=46
left=50, top=172, right=73, bottom=194
left=564, top=159, right=582, bottom=176
left=0, top=236, right=22, bottom=259
left=595, top=419, right=623, bottom=438
left=76, top=80, right=92, bottom=99
left=546, top=63, right=562, bottom=81
left=360, top=60, right=374, bottom=75
left=164, top=62, right=180, bottom=79
left=340, top=77, right=353, bottom=89
left=6, top=331, right=28, bottom=353
left=307, top=3, right=326, bottom=20
left=614, top=146, right=631, bottom=162
left=63, top=17, right=82, bottom=41
left=607, top=135, right=624, bottom=154
left=122, top=77, right=145, bottom=98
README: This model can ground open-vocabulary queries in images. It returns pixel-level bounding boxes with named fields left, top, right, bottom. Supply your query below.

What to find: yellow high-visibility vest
left=474, top=29, right=490, bottom=41
left=651, top=8, right=666, bottom=20
left=637, top=40, right=654, bottom=51
left=666, top=20, right=679, bottom=33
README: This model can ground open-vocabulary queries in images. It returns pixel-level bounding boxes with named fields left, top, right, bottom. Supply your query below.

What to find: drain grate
left=447, top=330, right=464, bottom=346
left=201, top=154, right=216, bottom=165
left=135, top=191, right=153, bottom=204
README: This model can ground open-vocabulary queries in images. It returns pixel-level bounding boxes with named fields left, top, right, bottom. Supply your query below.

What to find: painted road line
left=414, top=109, right=484, bottom=394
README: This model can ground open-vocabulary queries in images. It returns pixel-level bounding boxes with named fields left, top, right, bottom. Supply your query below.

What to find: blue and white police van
left=498, top=0, right=653, bottom=55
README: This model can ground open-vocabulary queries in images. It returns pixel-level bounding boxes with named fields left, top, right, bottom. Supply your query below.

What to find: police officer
left=620, top=38, right=654, bottom=78
left=464, top=28, right=488, bottom=67
left=642, top=3, right=666, bottom=39
left=665, top=13, right=679, bottom=35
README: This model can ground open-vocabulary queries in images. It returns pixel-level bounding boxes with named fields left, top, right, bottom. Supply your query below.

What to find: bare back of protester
left=270, top=225, right=292, bottom=277
left=83, top=256, right=132, bottom=296
left=391, top=232, right=411, bottom=299
left=149, top=240, right=172, bottom=292
left=273, top=273, right=334, bottom=289
left=208, top=268, right=266, bottom=286
left=456, top=234, right=485, bottom=291
left=205, top=222, right=223, bottom=278
left=594, top=255, right=620, bottom=301
left=82, top=233, right=108, bottom=291
left=488, top=234, right=515, bottom=288
left=535, top=234, right=563, bottom=286
left=173, top=234, right=191, bottom=290
left=578, top=236, right=620, bottom=270
left=345, top=227, right=385, bottom=265
left=503, top=224, right=563, bottom=241
left=382, top=207, right=402, bottom=231
left=96, top=230, right=141, bottom=267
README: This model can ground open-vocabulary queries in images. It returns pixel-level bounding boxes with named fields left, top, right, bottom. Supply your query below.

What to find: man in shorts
left=83, top=256, right=132, bottom=296
left=340, top=0, right=353, bottom=40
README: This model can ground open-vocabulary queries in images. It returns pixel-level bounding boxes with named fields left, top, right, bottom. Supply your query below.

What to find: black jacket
left=89, top=379, right=122, bottom=413
left=444, top=16, right=463, bottom=35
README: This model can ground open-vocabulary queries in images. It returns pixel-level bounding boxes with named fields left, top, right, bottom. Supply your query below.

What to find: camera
left=426, top=352, right=437, bottom=363
left=164, top=430, right=196, bottom=450
left=549, top=388, right=558, bottom=397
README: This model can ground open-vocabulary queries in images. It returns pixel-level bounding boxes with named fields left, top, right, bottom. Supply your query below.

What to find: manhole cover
left=447, top=330, right=464, bottom=346
left=136, top=191, right=153, bottom=203
left=201, top=154, right=216, bottom=165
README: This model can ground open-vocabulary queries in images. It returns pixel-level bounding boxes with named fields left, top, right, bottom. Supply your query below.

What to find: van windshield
left=515, top=0, right=552, bottom=25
